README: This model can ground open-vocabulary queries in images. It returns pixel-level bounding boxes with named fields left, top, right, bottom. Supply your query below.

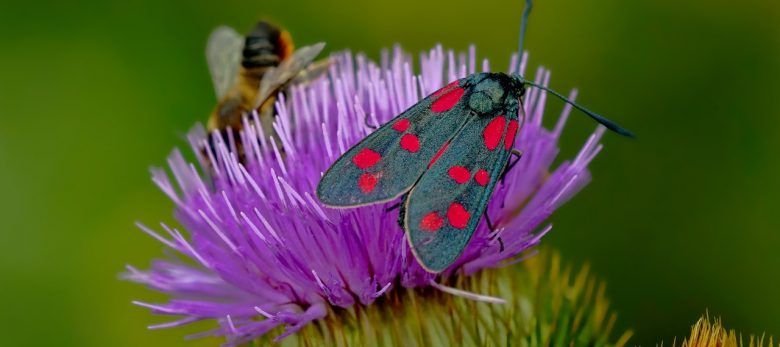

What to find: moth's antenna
left=515, top=0, right=633, bottom=138
left=517, top=0, right=533, bottom=74
left=524, top=80, right=635, bottom=138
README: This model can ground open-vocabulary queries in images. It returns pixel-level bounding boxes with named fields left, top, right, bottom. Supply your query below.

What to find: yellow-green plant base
left=663, top=315, right=776, bottom=347
left=253, top=249, right=632, bottom=346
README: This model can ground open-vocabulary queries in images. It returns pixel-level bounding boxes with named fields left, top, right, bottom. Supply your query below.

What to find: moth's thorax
left=464, top=73, right=525, bottom=116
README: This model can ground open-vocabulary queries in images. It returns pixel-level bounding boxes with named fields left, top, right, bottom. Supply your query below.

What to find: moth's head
left=509, top=74, right=528, bottom=98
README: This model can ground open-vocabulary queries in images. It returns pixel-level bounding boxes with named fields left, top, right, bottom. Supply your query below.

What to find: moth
left=316, top=71, right=631, bottom=272
left=316, top=1, right=633, bottom=273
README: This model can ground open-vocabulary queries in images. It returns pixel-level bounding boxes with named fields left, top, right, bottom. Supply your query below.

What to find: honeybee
left=205, top=21, right=327, bottom=159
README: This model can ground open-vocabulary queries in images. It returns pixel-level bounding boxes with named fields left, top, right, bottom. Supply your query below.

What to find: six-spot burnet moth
left=316, top=0, right=633, bottom=273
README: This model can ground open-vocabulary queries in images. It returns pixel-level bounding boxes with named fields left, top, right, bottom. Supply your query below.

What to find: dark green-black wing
left=317, top=80, right=471, bottom=207
left=404, top=104, right=521, bottom=272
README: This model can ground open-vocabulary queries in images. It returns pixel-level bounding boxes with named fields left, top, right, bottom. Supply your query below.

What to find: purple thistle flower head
left=124, top=44, right=607, bottom=345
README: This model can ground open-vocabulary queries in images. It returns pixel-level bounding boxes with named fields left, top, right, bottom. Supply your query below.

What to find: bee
left=205, top=21, right=327, bottom=160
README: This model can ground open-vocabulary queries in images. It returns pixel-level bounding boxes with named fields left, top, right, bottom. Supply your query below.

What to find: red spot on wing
left=447, top=203, right=470, bottom=229
left=505, top=119, right=519, bottom=150
left=448, top=166, right=471, bottom=184
left=358, top=173, right=377, bottom=193
left=428, top=142, right=450, bottom=168
left=483, top=116, right=506, bottom=150
left=431, top=87, right=465, bottom=113
left=400, top=134, right=420, bottom=153
left=392, top=119, right=410, bottom=132
left=352, top=148, right=381, bottom=169
left=420, top=212, right=444, bottom=232
left=433, top=80, right=460, bottom=97
left=475, top=169, right=489, bottom=186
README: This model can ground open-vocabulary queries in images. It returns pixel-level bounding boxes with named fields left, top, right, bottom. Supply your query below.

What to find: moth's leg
left=364, top=114, right=378, bottom=130
left=385, top=202, right=401, bottom=212
left=500, top=149, right=524, bottom=184
left=396, top=195, right=409, bottom=229
left=483, top=210, right=495, bottom=232
left=483, top=211, right=505, bottom=252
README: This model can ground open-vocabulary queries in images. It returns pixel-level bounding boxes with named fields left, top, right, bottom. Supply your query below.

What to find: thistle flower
left=666, top=315, right=776, bottom=347
left=124, top=44, right=610, bottom=345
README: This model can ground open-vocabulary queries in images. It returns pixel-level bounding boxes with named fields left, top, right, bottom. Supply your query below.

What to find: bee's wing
left=254, top=42, right=326, bottom=108
left=290, top=58, right=332, bottom=85
left=206, top=26, right=244, bottom=100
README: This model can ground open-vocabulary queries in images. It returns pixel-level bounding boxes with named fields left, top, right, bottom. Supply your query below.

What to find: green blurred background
left=1, top=0, right=778, bottom=345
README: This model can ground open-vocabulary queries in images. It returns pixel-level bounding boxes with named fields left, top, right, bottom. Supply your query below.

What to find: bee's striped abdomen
left=241, top=21, right=294, bottom=70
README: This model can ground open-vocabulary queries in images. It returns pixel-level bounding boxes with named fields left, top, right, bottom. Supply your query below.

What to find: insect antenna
left=517, top=0, right=533, bottom=74
left=523, top=81, right=635, bottom=138
left=515, top=0, right=633, bottom=138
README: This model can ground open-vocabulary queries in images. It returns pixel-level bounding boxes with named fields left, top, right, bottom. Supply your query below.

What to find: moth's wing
left=404, top=104, right=521, bottom=272
left=317, top=80, right=473, bottom=207
left=254, top=42, right=326, bottom=108
left=206, top=26, right=244, bottom=99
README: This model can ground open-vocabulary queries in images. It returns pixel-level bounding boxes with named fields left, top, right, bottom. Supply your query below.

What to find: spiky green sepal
left=663, top=315, right=777, bottom=347
left=251, top=249, right=631, bottom=346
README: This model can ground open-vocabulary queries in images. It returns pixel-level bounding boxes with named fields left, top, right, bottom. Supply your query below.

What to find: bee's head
left=246, top=21, right=280, bottom=40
